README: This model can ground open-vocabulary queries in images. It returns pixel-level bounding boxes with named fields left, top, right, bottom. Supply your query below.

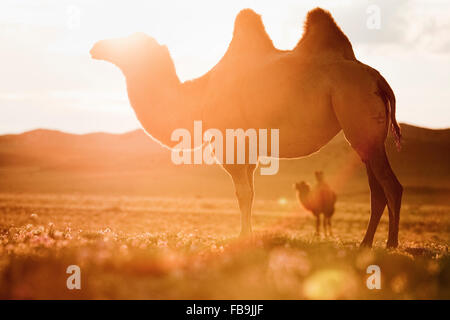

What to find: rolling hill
left=0, top=124, right=449, bottom=203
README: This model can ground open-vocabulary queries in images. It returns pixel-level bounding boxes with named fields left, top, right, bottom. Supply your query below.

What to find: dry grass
left=0, top=193, right=448, bottom=299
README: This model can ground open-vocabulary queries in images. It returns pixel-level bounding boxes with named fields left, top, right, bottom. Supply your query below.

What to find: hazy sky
left=1, top=0, right=449, bottom=134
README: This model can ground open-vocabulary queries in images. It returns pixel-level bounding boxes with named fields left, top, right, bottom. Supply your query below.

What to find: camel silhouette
left=294, top=171, right=337, bottom=236
left=90, top=8, right=402, bottom=248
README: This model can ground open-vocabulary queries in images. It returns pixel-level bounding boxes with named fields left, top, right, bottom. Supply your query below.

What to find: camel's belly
left=203, top=103, right=341, bottom=160
left=277, top=123, right=341, bottom=158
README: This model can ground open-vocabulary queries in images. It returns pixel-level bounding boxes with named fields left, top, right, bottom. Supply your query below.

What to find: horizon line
left=1, top=121, right=450, bottom=137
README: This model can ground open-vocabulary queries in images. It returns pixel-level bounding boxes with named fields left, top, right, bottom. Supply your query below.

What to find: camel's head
left=293, top=181, right=310, bottom=193
left=90, top=33, right=171, bottom=74
left=315, top=171, right=324, bottom=183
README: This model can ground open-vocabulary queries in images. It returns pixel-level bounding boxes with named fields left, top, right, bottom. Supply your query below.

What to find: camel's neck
left=297, top=189, right=312, bottom=210
left=124, top=62, right=204, bottom=148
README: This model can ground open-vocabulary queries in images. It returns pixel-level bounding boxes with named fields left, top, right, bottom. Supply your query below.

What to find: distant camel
left=90, top=8, right=403, bottom=247
left=294, top=171, right=337, bottom=236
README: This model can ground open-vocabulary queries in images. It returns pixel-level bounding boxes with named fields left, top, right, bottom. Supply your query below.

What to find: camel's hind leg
left=332, top=85, right=402, bottom=247
left=360, top=163, right=387, bottom=247
left=348, top=144, right=402, bottom=248
left=367, top=146, right=402, bottom=248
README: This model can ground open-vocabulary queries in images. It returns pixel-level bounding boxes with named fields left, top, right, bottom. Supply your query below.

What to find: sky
left=0, top=0, right=449, bottom=134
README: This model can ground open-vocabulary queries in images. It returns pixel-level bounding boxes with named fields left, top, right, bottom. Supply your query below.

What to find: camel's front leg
left=322, top=215, right=328, bottom=236
left=314, top=214, right=320, bottom=236
left=235, top=180, right=253, bottom=236
left=224, top=164, right=256, bottom=237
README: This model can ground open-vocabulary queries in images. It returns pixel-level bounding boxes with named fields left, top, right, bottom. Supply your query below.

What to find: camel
left=90, top=8, right=403, bottom=248
left=294, top=171, right=337, bottom=236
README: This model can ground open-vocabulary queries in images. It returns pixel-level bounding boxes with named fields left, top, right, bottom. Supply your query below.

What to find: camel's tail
left=377, top=74, right=402, bottom=150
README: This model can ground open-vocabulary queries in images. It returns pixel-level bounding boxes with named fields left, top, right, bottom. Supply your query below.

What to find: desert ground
left=0, top=125, right=449, bottom=299
left=0, top=193, right=448, bottom=299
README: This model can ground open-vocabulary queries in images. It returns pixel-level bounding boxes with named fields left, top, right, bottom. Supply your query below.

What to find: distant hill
left=0, top=124, right=449, bottom=203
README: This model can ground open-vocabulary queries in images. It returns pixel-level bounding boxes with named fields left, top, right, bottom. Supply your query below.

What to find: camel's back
left=200, top=8, right=356, bottom=127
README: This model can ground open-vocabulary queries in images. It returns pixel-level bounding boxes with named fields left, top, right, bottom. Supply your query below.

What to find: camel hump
left=304, top=7, right=336, bottom=29
left=228, top=9, right=275, bottom=54
left=295, top=7, right=356, bottom=60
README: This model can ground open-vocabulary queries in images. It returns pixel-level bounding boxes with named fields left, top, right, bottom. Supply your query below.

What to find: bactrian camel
left=294, top=171, right=337, bottom=236
left=90, top=8, right=403, bottom=248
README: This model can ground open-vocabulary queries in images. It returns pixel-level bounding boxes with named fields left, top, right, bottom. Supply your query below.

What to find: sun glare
left=278, top=197, right=288, bottom=206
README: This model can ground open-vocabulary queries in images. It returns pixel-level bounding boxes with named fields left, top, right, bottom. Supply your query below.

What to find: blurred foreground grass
left=0, top=193, right=448, bottom=299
